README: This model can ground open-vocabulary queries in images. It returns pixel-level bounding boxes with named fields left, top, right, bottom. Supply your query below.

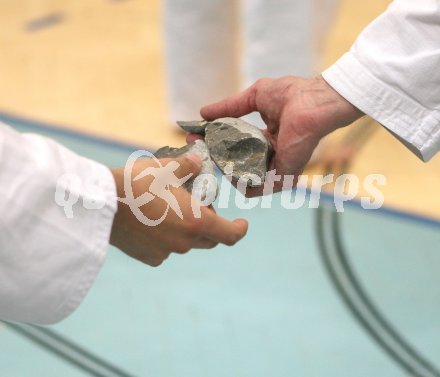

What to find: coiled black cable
left=315, top=119, right=440, bottom=376
left=3, top=321, right=137, bottom=377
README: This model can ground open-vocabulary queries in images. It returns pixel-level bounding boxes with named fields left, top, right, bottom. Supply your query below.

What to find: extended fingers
left=200, top=83, right=258, bottom=120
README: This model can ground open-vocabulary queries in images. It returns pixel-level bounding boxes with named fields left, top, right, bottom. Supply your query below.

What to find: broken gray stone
left=203, top=117, right=271, bottom=186
left=154, top=140, right=217, bottom=201
left=176, top=120, right=208, bottom=135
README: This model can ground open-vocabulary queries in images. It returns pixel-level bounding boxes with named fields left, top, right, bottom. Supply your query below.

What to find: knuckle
left=186, top=218, right=203, bottom=237
left=142, top=251, right=170, bottom=267
left=283, top=81, right=295, bottom=96
left=255, top=77, right=270, bottom=88
left=224, top=234, right=239, bottom=246
left=173, top=241, right=191, bottom=254
left=146, top=258, right=163, bottom=267
left=205, top=242, right=218, bottom=250
left=226, top=228, right=245, bottom=246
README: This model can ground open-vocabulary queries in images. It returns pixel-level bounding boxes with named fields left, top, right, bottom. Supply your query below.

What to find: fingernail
left=186, top=154, right=202, bottom=166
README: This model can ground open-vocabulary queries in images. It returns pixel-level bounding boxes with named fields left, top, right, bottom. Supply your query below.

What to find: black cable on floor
left=331, top=210, right=440, bottom=377
left=316, top=206, right=422, bottom=376
left=4, top=322, right=137, bottom=377
left=315, top=128, right=440, bottom=376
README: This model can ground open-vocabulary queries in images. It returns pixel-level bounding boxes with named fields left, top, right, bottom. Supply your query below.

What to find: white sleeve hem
left=322, top=52, right=440, bottom=161
left=41, top=164, right=117, bottom=325
left=0, top=124, right=119, bottom=325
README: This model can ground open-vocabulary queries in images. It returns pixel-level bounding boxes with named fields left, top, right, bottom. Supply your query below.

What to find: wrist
left=315, top=76, right=364, bottom=135
left=109, top=167, right=125, bottom=248
left=110, top=167, right=125, bottom=201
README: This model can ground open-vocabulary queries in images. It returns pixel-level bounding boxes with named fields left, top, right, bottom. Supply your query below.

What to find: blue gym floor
left=1, top=114, right=439, bottom=377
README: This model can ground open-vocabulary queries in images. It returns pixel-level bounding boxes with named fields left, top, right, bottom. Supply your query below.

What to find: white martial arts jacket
left=0, top=124, right=117, bottom=324
left=323, top=0, right=440, bottom=161
left=1, top=0, right=440, bottom=325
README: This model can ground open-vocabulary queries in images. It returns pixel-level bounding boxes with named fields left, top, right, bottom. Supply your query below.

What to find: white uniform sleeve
left=0, top=122, right=117, bottom=325
left=322, top=0, right=440, bottom=161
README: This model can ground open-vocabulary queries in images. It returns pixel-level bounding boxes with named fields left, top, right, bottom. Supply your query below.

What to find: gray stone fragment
left=204, top=117, right=271, bottom=186
left=154, top=140, right=217, bottom=201
left=176, top=120, right=208, bottom=135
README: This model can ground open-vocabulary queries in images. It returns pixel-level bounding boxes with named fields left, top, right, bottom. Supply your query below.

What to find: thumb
left=173, top=154, right=202, bottom=179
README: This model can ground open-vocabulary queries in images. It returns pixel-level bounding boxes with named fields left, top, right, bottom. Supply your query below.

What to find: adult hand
left=193, top=76, right=364, bottom=195
left=110, top=156, right=248, bottom=266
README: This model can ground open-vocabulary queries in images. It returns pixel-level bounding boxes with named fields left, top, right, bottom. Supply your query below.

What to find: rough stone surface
left=203, top=117, right=271, bottom=186
left=176, top=120, right=208, bottom=135
left=154, top=140, right=217, bottom=200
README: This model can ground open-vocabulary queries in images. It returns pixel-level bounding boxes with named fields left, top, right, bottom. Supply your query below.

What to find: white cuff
left=322, top=52, right=440, bottom=161
left=53, top=163, right=117, bottom=324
